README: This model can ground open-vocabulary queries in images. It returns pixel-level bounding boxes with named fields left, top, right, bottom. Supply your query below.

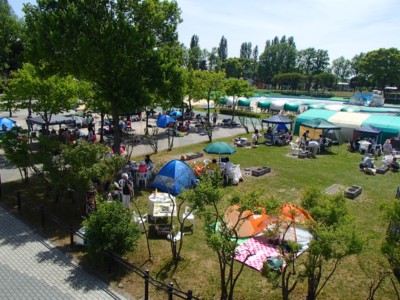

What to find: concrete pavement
left=0, top=108, right=249, bottom=183
left=0, top=205, right=129, bottom=299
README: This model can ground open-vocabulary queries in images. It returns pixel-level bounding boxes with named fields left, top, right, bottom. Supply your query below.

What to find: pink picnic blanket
left=234, top=236, right=280, bottom=271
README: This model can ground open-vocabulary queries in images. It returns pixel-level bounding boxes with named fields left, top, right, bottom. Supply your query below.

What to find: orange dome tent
left=224, top=205, right=274, bottom=238
left=280, top=203, right=313, bottom=241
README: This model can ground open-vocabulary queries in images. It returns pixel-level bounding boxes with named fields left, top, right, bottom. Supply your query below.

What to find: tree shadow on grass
left=155, top=258, right=179, bottom=282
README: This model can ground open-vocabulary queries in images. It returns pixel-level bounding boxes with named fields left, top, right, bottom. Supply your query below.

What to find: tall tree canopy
left=218, top=35, right=228, bottom=62
left=358, top=48, right=400, bottom=89
left=257, top=36, right=296, bottom=84
left=189, top=34, right=202, bottom=70
left=240, top=42, right=252, bottom=59
left=24, top=0, right=184, bottom=153
left=331, top=56, right=352, bottom=83
left=296, top=48, right=329, bottom=91
left=0, top=0, right=25, bottom=90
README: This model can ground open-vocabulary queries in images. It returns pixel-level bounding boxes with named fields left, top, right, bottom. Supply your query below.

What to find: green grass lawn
left=1, top=134, right=398, bottom=299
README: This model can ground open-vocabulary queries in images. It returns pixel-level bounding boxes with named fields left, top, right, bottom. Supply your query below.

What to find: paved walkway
left=0, top=108, right=249, bottom=183
left=0, top=206, right=129, bottom=299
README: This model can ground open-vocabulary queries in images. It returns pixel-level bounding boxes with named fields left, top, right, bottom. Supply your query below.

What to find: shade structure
left=299, top=117, right=341, bottom=141
left=224, top=205, right=272, bottom=238
left=355, top=125, right=382, bottom=135
left=262, top=114, right=293, bottom=125
left=276, top=124, right=288, bottom=131
left=26, top=115, right=75, bottom=126
left=156, top=115, right=175, bottom=128
left=353, top=124, right=382, bottom=144
left=301, top=118, right=340, bottom=130
left=151, top=160, right=197, bottom=196
left=204, top=142, right=236, bottom=155
left=0, top=117, right=17, bottom=130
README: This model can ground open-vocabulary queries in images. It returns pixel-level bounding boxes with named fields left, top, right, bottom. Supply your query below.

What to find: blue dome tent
left=0, top=117, right=17, bottom=130
left=151, top=160, right=198, bottom=196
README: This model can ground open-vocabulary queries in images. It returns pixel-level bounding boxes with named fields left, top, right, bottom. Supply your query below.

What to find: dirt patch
left=325, top=184, right=344, bottom=195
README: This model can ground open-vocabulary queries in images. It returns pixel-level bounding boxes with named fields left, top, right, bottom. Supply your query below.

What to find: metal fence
left=38, top=205, right=200, bottom=300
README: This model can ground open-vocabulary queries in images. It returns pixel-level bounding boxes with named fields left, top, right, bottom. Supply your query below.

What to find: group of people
left=264, top=126, right=292, bottom=146
left=204, top=157, right=236, bottom=184
left=298, top=130, right=329, bottom=158
left=107, top=155, right=155, bottom=209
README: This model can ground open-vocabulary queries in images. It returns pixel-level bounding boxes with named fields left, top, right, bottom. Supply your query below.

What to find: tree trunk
left=112, top=110, right=121, bottom=154
left=99, top=112, right=105, bottom=143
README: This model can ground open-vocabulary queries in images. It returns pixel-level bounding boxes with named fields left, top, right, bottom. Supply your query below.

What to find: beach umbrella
left=156, top=115, right=175, bottom=128
left=204, top=142, right=236, bottom=155
left=0, top=117, right=16, bottom=130
left=280, top=203, right=313, bottom=242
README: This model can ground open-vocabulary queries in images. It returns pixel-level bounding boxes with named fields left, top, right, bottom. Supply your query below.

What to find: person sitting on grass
left=206, top=159, right=218, bottom=171
left=391, top=157, right=399, bottom=172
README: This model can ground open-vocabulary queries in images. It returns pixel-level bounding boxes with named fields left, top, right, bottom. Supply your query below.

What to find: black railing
left=38, top=206, right=199, bottom=300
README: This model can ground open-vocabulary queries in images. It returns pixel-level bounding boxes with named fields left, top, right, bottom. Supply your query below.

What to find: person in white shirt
left=118, top=173, right=134, bottom=209
left=308, top=140, right=319, bottom=158
left=224, top=157, right=234, bottom=184
left=383, top=139, right=393, bottom=155
left=252, top=129, right=260, bottom=145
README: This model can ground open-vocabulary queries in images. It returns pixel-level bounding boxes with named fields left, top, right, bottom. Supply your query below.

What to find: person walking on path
left=212, top=110, right=218, bottom=126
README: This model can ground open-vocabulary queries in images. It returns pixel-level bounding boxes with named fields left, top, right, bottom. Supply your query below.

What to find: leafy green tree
left=358, top=48, right=400, bottom=90
left=5, top=63, right=91, bottom=133
left=183, top=174, right=278, bottom=300
left=381, top=200, right=400, bottom=280
left=224, top=78, right=254, bottom=121
left=60, top=142, right=125, bottom=202
left=189, top=34, right=202, bottom=70
left=222, top=58, right=243, bottom=79
left=262, top=188, right=363, bottom=300
left=24, top=0, right=183, bottom=154
left=350, top=52, right=367, bottom=91
left=251, top=45, right=259, bottom=80
left=312, top=72, right=337, bottom=91
left=301, top=187, right=363, bottom=300
left=83, top=201, right=140, bottom=265
left=240, top=42, right=252, bottom=59
left=208, top=47, right=220, bottom=71
left=0, top=127, right=31, bottom=182
left=331, top=56, right=352, bottom=88
left=296, top=48, right=330, bottom=91
left=218, top=36, right=228, bottom=62
left=257, top=36, right=296, bottom=85
left=0, top=0, right=25, bottom=91
left=191, top=70, right=225, bottom=141
left=240, top=58, right=256, bottom=81
left=272, top=72, right=306, bottom=90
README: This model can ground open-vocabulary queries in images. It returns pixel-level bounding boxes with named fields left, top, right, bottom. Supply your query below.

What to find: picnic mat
left=235, top=228, right=313, bottom=271
left=234, top=236, right=280, bottom=271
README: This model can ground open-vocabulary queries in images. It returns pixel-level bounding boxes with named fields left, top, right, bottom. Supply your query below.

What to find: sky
left=10, top=0, right=400, bottom=62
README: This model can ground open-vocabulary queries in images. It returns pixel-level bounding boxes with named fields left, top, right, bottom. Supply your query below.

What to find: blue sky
left=11, top=0, right=400, bottom=61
